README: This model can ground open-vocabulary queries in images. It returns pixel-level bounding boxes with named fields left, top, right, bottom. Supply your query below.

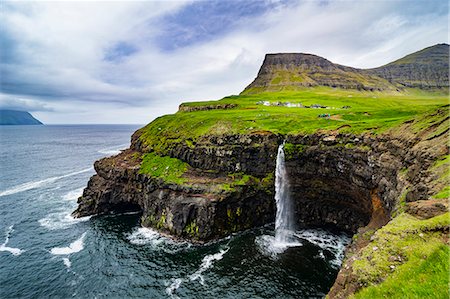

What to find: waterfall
left=274, top=142, right=295, bottom=246
left=255, top=142, right=301, bottom=256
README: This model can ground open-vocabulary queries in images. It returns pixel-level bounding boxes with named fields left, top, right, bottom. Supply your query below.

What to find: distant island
left=0, top=110, right=43, bottom=125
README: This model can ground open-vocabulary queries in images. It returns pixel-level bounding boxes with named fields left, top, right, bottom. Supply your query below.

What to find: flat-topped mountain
left=243, top=44, right=449, bottom=93
left=0, top=110, right=43, bottom=125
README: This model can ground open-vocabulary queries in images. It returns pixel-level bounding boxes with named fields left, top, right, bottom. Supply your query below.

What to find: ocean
left=0, top=125, right=349, bottom=298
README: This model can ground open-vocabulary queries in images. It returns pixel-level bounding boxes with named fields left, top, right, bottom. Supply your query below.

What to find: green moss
left=284, top=143, right=307, bottom=159
left=261, top=172, right=274, bottom=194
left=227, top=208, right=233, bottom=220
left=156, top=213, right=166, bottom=229
left=432, top=186, right=450, bottom=199
left=185, top=139, right=195, bottom=148
left=132, top=152, right=142, bottom=160
left=139, top=152, right=188, bottom=184
left=236, top=207, right=242, bottom=217
left=350, top=212, right=449, bottom=298
left=220, top=173, right=253, bottom=192
left=433, top=154, right=450, bottom=168
left=184, top=221, right=199, bottom=237
left=142, top=214, right=156, bottom=226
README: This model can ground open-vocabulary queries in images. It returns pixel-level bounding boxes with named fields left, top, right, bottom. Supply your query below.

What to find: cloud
left=0, top=94, right=54, bottom=112
left=0, top=0, right=448, bottom=124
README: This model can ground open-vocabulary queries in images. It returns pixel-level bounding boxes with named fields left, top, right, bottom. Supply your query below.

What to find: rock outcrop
left=74, top=107, right=448, bottom=242
left=243, top=44, right=449, bottom=93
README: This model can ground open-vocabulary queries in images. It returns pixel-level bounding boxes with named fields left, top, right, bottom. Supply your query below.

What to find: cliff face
left=74, top=107, right=448, bottom=241
left=244, top=53, right=394, bottom=92
left=243, top=44, right=449, bottom=93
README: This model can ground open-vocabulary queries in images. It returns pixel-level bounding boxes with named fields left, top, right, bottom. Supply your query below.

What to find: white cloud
left=0, top=0, right=448, bottom=124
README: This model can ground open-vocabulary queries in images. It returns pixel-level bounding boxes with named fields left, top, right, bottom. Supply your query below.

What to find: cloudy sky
left=0, top=0, right=448, bottom=124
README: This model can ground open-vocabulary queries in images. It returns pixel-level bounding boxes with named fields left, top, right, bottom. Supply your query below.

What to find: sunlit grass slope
left=138, top=87, right=448, bottom=153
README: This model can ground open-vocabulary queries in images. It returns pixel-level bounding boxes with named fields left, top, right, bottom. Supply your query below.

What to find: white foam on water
left=127, top=227, right=166, bottom=246
left=0, top=168, right=93, bottom=197
left=189, top=247, right=229, bottom=285
left=0, top=225, right=24, bottom=256
left=294, top=229, right=350, bottom=269
left=256, top=234, right=302, bottom=258
left=166, top=247, right=229, bottom=297
left=39, top=212, right=91, bottom=231
left=50, top=232, right=87, bottom=255
left=97, top=143, right=129, bottom=156
left=166, top=278, right=183, bottom=299
left=62, top=257, right=72, bottom=268
left=62, top=188, right=84, bottom=201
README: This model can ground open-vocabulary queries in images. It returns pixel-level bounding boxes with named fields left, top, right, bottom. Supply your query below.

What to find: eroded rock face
left=75, top=117, right=447, bottom=242
left=73, top=150, right=276, bottom=242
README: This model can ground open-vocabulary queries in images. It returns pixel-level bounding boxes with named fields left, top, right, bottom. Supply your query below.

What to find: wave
left=127, top=227, right=166, bottom=246
left=166, top=278, right=183, bottom=299
left=166, top=247, right=229, bottom=297
left=97, top=143, right=129, bottom=156
left=0, top=225, right=24, bottom=256
left=50, top=232, right=86, bottom=255
left=189, top=247, right=229, bottom=285
left=62, top=188, right=84, bottom=201
left=127, top=227, right=192, bottom=255
left=39, top=212, right=91, bottom=231
left=0, top=168, right=93, bottom=197
left=62, top=257, right=72, bottom=268
left=294, top=229, right=350, bottom=269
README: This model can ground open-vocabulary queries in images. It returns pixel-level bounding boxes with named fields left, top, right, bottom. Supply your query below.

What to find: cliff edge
left=74, top=44, right=449, bottom=298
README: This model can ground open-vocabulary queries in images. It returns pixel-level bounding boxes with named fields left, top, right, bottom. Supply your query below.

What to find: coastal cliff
left=74, top=44, right=449, bottom=297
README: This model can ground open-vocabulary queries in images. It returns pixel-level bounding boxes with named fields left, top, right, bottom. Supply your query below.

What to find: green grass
left=350, top=212, right=449, bottom=299
left=352, top=244, right=449, bottom=299
left=139, top=152, right=188, bottom=184
left=433, top=186, right=450, bottom=199
left=138, top=87, right=448, bottom=154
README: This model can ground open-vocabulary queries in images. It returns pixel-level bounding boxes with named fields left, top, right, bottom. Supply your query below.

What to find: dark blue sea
left=0, top=125, right=349, bottom=298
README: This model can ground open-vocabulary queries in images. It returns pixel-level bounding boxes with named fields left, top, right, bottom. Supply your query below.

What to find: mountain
left=367, top=43, right=449, bottom=89
left=243, top=44, right=449, bottom=93
left=0, top=110, right=43, bottom=125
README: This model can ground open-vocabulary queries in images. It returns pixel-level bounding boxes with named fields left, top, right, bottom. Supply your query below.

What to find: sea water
left=0, top=125, right=350, bottom=298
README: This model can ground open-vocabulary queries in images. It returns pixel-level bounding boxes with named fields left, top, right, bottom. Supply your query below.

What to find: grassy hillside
left=138, top=87, right=448, bottom=153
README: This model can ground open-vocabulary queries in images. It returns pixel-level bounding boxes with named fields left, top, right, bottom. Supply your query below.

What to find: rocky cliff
left=74, top=44, right=449, bottom=297
left=74, top=107, right=448, bottom=239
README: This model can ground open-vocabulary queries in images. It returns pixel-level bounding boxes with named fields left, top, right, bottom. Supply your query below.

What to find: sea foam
left=50, top=232, right=87, bottom=255
left=0, top=225, right=24, bottom=256
left=97, top=143, right=129, bottom=156
left=39, top=212, right=91, bottom=231
left=0, top=168, right=93, bottom=197
left=166, top=247, right=229, bottom=297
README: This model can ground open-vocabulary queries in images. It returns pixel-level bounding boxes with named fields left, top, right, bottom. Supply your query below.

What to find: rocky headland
left=74, top=44, right=449, bottom=298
